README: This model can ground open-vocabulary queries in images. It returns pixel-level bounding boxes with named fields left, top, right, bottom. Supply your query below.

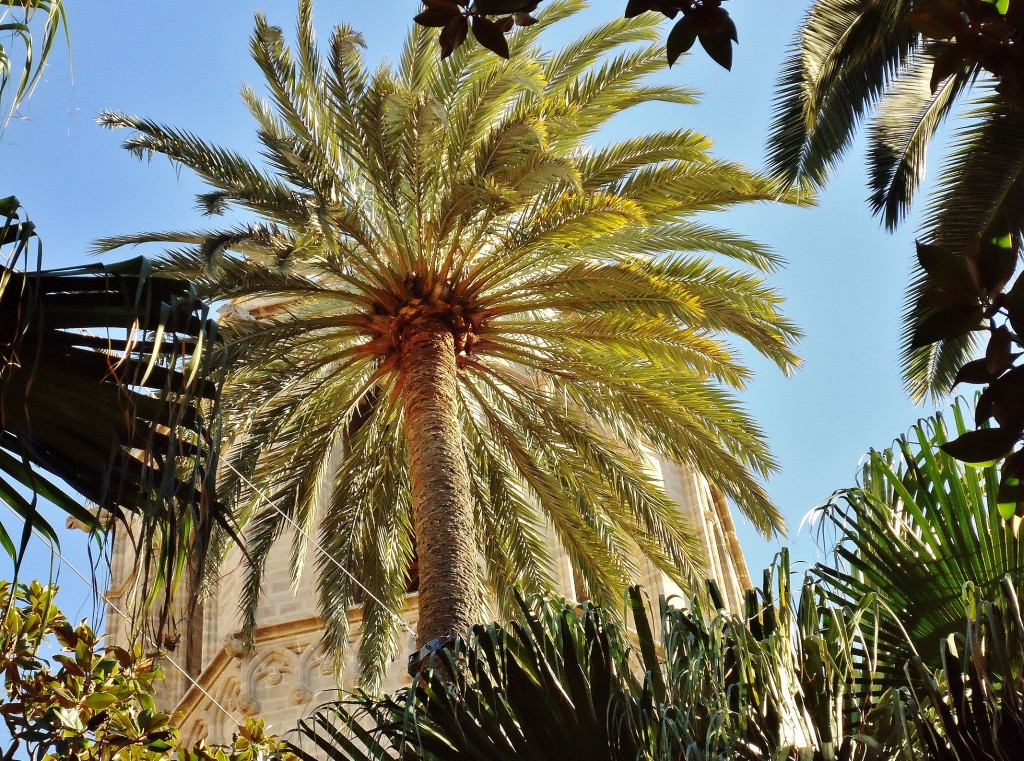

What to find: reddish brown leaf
left=974, top=230, right=1018, bottom=294
left=495, top=15, right=515, bottom=33
left=930, top=44, right=966, bottom=91
left=941, top=426, right=1020, bottom=465
left=625, top=0, right=661, bottom=18
left=910, top=302, right=985, bottom=348
left=987, top=325, right=1015, bottom=375
left=907, top=0, right=963, bottom=39
left=916, top=240, right=981, bottom=297
left=415, top=5, right=462, bottom=28
left=954, top=358, right=998, bottom=386
left=471, top=15, right=510, bottom=58
left=475, top=0, right=533, bottom=13
left=439, top=15, right=469, bottom=58
left=1005, top=274, right=1024, bottom=336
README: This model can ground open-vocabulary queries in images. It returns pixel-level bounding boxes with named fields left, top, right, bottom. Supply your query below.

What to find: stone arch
left=180, top=714, right=211, bottom=749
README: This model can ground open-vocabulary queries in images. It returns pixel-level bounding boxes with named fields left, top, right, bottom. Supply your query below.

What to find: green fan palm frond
left=294, top=569, right=910, bottom=761
left=0, top=198, right=229, bottom=627
left=99, top=0, right=802, bottom=686
left=814, top=399, right=1024, bottom=669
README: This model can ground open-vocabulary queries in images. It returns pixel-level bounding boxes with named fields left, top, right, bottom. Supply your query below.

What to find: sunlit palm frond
left=867, top=44, right=976, bottom=230
left=767, top=0, right=915, bottom=186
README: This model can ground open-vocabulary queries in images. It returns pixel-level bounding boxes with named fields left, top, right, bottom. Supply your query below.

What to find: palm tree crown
left=99, top=0, right=800, bottom=686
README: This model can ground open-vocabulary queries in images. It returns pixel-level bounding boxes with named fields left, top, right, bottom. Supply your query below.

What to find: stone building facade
left=103, top=458, right=751, bottom=747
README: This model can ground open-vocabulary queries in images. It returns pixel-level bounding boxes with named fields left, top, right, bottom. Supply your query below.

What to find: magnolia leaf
left=997, top=477, right=1024, bottom=519
left=910, top=302, right=985, bottom=347
left=439, top=15, right=469, bottom=58
left=84, top=692, right=119, bottom=710
left=1004, top=273, right=1024, bottom=335
left=698, top=28, right=734, bottom=70
left=941, top=426, right=1020, bottom=465
left=414, top=4, right=461, bottom=28
left=471, top=15, right=509, bottom=58
left=954, top=358, right=998, bottom=386
left=475, top=0, right=534, bottom=14
left=930, top=44, right=966, bottom=92
left=975, top=231, right=1018, bottom=294
left=624, top=0, right=660, bottom=18
left=916, top=241, right=981, bottom=297
left=987, top=325, right=1014, bottom=375
left=666, top=17, right=697, bottom=67
left=907, top=0, right=963, bottom=39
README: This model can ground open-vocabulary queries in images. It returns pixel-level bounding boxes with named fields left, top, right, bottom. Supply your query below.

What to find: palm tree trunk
left=399, top=317, right=479, bottom=651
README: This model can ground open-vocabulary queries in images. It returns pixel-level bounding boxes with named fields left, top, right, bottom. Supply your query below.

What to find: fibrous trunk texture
left=399, top=318, right=479, bottom=650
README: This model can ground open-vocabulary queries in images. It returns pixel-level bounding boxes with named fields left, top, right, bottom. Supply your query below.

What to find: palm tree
left=766, top=0, right=1024, bottom=401
left=98, top=0, right=801, bottom=684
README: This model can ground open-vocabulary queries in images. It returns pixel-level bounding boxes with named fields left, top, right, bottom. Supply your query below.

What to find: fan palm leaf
left=814, top=398, right=1024, bottom=669
left=0, top=198, right=229, bottom=624
left=99, top=0, right=802, bottom=686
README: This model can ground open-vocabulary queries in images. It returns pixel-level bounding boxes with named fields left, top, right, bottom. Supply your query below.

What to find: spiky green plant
left=766, top=0, right=1024, bottom=401
left=98, top=0, right=801, bottom=686
left=291, top=560, right=911, bottom=761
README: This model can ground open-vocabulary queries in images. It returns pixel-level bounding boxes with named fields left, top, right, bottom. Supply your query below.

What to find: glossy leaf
left=941, top=426, right=1020, bottom=465
left=471, top=15, right=509, bottom=58
left=666, top=17, right=697, bottom=67
left=910, top=301, right=984, bottom=347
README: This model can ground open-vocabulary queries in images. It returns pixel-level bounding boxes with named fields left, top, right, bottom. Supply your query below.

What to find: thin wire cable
left=221, top=457, right=418, bottom=637
left=4, top=505, right=238, bottom=726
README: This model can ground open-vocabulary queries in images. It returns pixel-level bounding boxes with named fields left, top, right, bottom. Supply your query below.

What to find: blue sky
left=3, top=0, right=946, bottom=618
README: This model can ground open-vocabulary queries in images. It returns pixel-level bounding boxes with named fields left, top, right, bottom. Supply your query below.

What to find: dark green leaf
left=930, top=44, right=966, bottom=92
left=439, top=15, right=469, bottom=58
left=1005, top=273, right=1024, bottom=336
left=954, top=358, right=997, bottom=386
left=415, top=5, right=461, bottom=28
left=911, top=302, right=985, bottom=347
left=941, top=426, right=1019, bottom=465
left=987, top=325, right=1014, bottom=375
left=976, top=231, right=1018, bottom=294
left=624, top=0, right=660, bottom=19
left=917, top=241, right=981, bottom=297
left=471, top=15, right=509, bottom=58
left=475, top=0, right=533, bottom=14
left=698, top=28, right=734, bottom=71
left=666, top=17, right=697, bottom=67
